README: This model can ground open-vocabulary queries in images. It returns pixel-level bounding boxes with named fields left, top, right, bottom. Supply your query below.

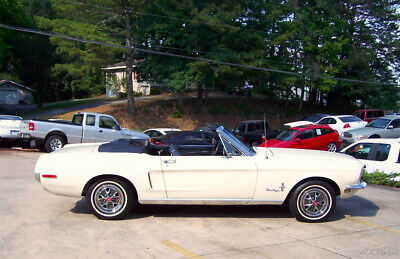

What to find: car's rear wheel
left=326, top=142, right=337, bottom=152
left=289, top=181, right=336, bottom=222
left=87, top=177, right=135, bottom=220
left=45, top=135, right=65, bottom=152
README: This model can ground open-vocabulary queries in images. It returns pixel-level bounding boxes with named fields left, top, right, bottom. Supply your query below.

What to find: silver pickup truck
left=20, top=112, right=149, bottom=152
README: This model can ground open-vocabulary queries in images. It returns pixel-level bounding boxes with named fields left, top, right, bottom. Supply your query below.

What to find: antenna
left=263, top=114, right=267, bottom=143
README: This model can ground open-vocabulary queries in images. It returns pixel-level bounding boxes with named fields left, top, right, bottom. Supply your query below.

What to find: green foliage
left=150, top=87, right=162, bottom=95
left=362, top=170, right=400, bottom=188
left=208, top=106, right=229, bottom=116
left=170, top=108, right=183, bottom=118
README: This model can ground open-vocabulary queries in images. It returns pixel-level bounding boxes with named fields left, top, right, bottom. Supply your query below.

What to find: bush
left=150, top=87, right=162, bottom=95
left=134, top=91, right=142, bottom=97
left=170, top=109, right=183, bottom=118
left=362, top=170, right=400, bottom=188
left=208, top=106, right=229, bottom=115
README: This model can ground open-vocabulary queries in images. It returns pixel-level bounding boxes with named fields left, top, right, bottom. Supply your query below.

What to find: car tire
left=45, top=135, right=65, bottom=152
left=86, top=177, right=135, bottom=220
left=289, top=181, right=336, bottom=222
left=326, top=142, right=337, bottom=152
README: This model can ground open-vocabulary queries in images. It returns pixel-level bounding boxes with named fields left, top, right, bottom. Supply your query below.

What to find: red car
left=259, top=125, right=341, bottom=152
left=353, top=109, right=385, bottom=123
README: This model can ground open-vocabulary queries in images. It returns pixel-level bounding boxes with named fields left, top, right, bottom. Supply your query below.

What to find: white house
left=103, top=61, right=153, bottom=97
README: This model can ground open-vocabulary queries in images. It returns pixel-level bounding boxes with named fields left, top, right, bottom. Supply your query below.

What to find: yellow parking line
left=345, top=215, right=400, bottom=234
left=161, top=240, right=203, bottom=258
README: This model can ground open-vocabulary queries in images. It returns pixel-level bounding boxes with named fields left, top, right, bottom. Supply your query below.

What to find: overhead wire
left=58, top=0, right=395, bottom=75
left=0, top=23, right=396, bottom=86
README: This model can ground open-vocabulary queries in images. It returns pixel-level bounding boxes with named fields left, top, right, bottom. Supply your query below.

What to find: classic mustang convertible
left=35, top=127, right=366, bottom=222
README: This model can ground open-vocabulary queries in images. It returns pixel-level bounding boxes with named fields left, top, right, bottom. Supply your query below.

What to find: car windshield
left=275, top=129, right=298, bottom=141
left=366, top=118, right=390, bottom=129
left=339, top=116, right=362, bottom=123
left=216, top=126, right=255, bottom=156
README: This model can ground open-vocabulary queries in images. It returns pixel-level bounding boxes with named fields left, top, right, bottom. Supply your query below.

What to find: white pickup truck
left=20, top=112, right=149, bottom=152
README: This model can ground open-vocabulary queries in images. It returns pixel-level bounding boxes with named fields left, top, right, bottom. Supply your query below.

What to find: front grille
left=344, top=132, right=352, bottom=138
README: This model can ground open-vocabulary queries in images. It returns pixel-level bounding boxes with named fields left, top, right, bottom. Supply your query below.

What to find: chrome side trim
left=346, top=181, right=367, bottom=190
left=138, top=199, right=284, bottom=205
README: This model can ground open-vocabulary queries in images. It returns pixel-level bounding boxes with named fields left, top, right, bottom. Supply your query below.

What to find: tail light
left=261, top=135, right=266, bottom=142
left=29, top=122, right=34, bottom=131
left=149, top=138, right=164, bottom=146
left=241, top=136, right=245, bottom=142
left=343, top=123, right=350, bottom=128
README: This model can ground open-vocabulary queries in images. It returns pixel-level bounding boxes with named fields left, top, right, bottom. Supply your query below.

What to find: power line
left=0, top=23, right=396, bottom=86
left=59, top=0, right=392, bottom=75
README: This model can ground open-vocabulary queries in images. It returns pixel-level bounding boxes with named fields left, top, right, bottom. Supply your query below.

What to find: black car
left=151, top=131, right=222, bottom=156
left=195, top=123, right=223, bottom=132
left=301, top=113, right=331, bottom=123
left=232, top=120, right=280, bottom=147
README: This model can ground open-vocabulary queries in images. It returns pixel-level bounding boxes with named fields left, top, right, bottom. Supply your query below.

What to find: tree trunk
left=178, top=91, right=183, bottom=110
left=197, top=84, right=203, bottom=112
left=124, top=9, right=136, bottom=115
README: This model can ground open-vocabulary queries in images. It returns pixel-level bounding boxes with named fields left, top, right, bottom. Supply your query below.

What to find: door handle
left=99, top=130, right=103, bottom=133
left=163, top=160, right=176, bottom=164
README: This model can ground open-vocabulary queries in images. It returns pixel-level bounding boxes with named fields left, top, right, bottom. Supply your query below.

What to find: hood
left=346, top=126, right=383, bottom=136
left=121, top=128, right=150, bottom=139
left=266, top=147, right=359, bottom=164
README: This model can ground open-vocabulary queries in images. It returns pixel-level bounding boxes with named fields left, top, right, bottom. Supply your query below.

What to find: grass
left=362, top=170, right=400, bottom=188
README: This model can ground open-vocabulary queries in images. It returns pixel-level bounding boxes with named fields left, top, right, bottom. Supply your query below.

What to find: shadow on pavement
left=71, top=195, right=379, bottom=221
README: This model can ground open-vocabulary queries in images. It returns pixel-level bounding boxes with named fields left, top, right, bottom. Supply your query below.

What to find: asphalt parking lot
left=1, top=148, right=400, bottom=258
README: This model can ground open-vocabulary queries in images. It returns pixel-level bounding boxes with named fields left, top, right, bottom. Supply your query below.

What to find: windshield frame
left=216, top=126, right=256, bottom=156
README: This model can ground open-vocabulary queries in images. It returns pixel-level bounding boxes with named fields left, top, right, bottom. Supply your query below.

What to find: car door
left=386, top=119, right=400, bottom=138
left=312, top=128, right=329, bottom=150
left=177, top=132, right=215, bottom=156
left=96, top=116, right=122, bottom=142
left=360, top=143, right=400, bottom=174
left=292, top=129, right=317, bottom=150
left=81, top=114, right=97, bottom=143
left=161, top=154, right=258, bottom=199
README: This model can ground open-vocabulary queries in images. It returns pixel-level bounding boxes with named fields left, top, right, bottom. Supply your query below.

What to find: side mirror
left=295, top=138, right=301, bottom=143
left=388, top=125, right=394, bottom=129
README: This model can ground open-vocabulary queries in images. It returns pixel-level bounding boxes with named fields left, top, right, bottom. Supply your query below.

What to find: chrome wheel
left=326, top=143, right=337, bottom=152
left=298, top=187, right=331, bottom=219
left=50, top=138, right=63, bottom=151
left=93, top=183, right=125, bottom=215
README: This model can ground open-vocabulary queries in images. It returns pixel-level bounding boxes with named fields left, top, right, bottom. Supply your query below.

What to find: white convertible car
left=35, top=127, right=366, bottom=222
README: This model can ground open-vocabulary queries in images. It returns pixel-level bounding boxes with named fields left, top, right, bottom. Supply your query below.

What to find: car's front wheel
left=87, top=177, right=135, bottom=220
left=289, top=181, right=336, bottom=222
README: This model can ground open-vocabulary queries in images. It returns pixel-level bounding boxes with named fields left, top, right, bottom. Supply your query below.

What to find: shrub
left=150, top=87, right=162, bottom=95
left=134, top=91, right=142, bottom=97
left=170, top=109, right=183, bottom=118
left=362, top=170, right=400, bottom=188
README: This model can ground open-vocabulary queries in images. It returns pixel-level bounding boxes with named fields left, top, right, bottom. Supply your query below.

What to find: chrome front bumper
left=346, top=181, right=367, bottom=190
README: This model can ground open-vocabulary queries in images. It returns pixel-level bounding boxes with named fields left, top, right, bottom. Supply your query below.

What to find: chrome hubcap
left=299, top=188, right=330, bottom=218
left=50, top=139, right=63, bottom=151
left=327, top=143, right=336, bottom=152
left=93, top=184, right=125, bottom=215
